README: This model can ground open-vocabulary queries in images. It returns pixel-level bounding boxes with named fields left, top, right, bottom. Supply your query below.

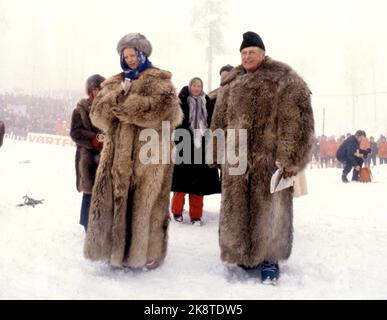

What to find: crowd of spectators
left=0, top=92, right=79, bottom=137
left=310, top=133, right=387, bottom=168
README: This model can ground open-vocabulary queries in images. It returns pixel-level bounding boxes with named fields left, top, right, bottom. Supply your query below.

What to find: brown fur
left=70, top=99, right=100, bottom=193
left=211, top=57, right=314, bottom=266
left=84, top=67, right=182, bottom=268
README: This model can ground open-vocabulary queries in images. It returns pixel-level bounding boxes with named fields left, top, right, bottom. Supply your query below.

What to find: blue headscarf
left=120, top=48, right=152, bottom=81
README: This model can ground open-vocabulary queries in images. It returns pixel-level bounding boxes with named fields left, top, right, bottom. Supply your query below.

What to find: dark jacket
left=0, top=121, right=4, bottom=147
left=370, top=141, right=378, bottom=156
left=336, top=136, right=361, bottom=166
left=171, top=86, right=221, bottom=195
left=70, top=98, right=101, bottom=193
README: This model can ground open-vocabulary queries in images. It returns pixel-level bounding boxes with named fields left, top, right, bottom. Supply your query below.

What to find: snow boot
left=191, top=218, right=202, bottom=226
left=173, top=214, right=183, bottom=223
left=260, top=261, right=279, bottom=285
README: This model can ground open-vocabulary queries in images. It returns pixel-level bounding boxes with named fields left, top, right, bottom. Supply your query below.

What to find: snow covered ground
left=0, top=139, right=386, bottom=300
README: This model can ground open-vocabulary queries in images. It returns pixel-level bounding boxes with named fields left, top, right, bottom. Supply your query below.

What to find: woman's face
left=190, top=80, right=202, bottom=97
left=123, top=48, right=138, bottom=69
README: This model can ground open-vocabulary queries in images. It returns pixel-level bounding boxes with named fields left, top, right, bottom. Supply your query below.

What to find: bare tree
left=192, top=0, right=228, bottom=92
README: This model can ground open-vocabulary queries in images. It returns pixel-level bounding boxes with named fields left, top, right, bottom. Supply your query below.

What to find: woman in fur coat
left=84, top=33, right=182, bottom=269
left=70, top=74, right=105, bottom=231
left=211, top=31, right=314, bottom=283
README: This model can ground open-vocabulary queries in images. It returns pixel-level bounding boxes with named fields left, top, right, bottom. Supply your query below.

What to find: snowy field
left=0, top=139, right=386, bottom=300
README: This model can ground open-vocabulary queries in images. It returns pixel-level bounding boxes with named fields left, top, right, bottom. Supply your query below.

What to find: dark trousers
left=341, top=156, right=363, bottom=180
left=80, top=193, right=91, bottom=231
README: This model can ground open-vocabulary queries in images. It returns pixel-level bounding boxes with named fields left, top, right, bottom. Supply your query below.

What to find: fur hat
left=116, top=33, right=152, bottom=57
left=240, top=31, right=265, bottom=52
left=86, top=74, right=105, bottom=95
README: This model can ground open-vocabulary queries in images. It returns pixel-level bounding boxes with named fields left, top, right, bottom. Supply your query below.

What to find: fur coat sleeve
left=111, top=75, right=178, bottom=128
left=275, top=72, right=314, bottom=173
left=90, top=75, right=122, bottom=132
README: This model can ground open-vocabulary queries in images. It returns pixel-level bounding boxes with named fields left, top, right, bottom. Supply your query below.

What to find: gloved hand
left=91, top=135, right=103, bottom=152
left=283, top=168, right=297, bottom=178
left=275, top=161, right=297, bottom=178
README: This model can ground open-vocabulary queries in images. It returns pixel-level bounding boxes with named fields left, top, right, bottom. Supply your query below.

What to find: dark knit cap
left=219, top=64, right=234, bottom=75
left=85, top=74, right=105, bottom=95
left=240, top=31, right=265, bottom=52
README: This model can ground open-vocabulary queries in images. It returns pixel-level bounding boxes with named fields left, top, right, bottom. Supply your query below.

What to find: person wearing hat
left=84, top=33, right=182, bottom=269
left=210, top=31, right=314, bottom=284
left=336, top=129, right=369, bottom=182
left=208, top=64, right=234, bottom=102
left=70, top=74, right=105, bottom=231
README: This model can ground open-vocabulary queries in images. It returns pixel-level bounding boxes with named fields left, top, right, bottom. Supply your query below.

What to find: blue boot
left=260, top=261, right=279, bottom=284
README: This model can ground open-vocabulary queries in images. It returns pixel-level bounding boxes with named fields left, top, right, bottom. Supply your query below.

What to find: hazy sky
left=1, top=0, right=387, bottom=135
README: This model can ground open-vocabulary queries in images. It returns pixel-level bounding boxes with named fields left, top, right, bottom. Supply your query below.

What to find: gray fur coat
left=84, top=67, right=182, bottom=268
left=211, top=57, right=314, bottom=267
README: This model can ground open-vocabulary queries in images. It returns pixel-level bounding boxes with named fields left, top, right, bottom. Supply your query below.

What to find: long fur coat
left=70, top=99, right=101, bottom=193
left=211, top=57, right=314, bottom=267
left=84, top=67, right=182, bottom=268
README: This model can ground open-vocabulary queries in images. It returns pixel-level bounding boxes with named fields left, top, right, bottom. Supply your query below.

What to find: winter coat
left=378, top=141, right=387, bottom=158
left=70, top=99, right=101, bottom=193
left=171, top=86, right=221, bottom=195
left=336, top=136, right=361, bottom=166
left=84, top=67, right=183, bottom=268
left=211, top=57, right=314, bottom=267
left=0, top=120, right=4, bottom=147
left=370, top=141, right=378, bottom=157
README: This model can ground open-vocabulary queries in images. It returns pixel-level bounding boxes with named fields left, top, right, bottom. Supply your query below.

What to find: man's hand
left=283, top=168, right=297, bottom=178
left=355, top=165, right=361, bottom=171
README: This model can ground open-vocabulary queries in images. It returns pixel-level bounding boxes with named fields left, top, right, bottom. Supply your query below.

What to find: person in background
left=208, top=64, right=234, bottom=102
left=0, top=120, right=5, bottom=148
left=171, top=77, right=221, bottom=226
left=336, top=130, right=368, bottom=183
left=368, top=136, right=378, bottom=167
left=210, top=31, right=314, bottom=284
left=377, top=136, right=387, bottom=164
left=70, top=74, right=105, bottom=231
left=360, top=135, right=371, bottom=168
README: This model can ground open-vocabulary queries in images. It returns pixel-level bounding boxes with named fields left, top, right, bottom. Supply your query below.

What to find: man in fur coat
left=84, top=33, right=182, bottom=269
left=211, top=31, right=314, bottom=284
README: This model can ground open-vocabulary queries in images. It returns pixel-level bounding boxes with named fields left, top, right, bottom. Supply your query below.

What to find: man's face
left=357, top=135, right=365, bottom=143
left=123, top=47, right=138, bottom=70
left=91, top=87, right=100, bottom=98
left=220, top=71, right=230, bottom=82
left=241, top=46, right=265, bottom=73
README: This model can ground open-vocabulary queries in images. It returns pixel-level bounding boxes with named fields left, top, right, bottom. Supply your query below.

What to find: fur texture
left=70, top=99, right=101, bottom=193
left=84, top=67, right=182, bottom=268
left=211, top=57, right=314, bottom=266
